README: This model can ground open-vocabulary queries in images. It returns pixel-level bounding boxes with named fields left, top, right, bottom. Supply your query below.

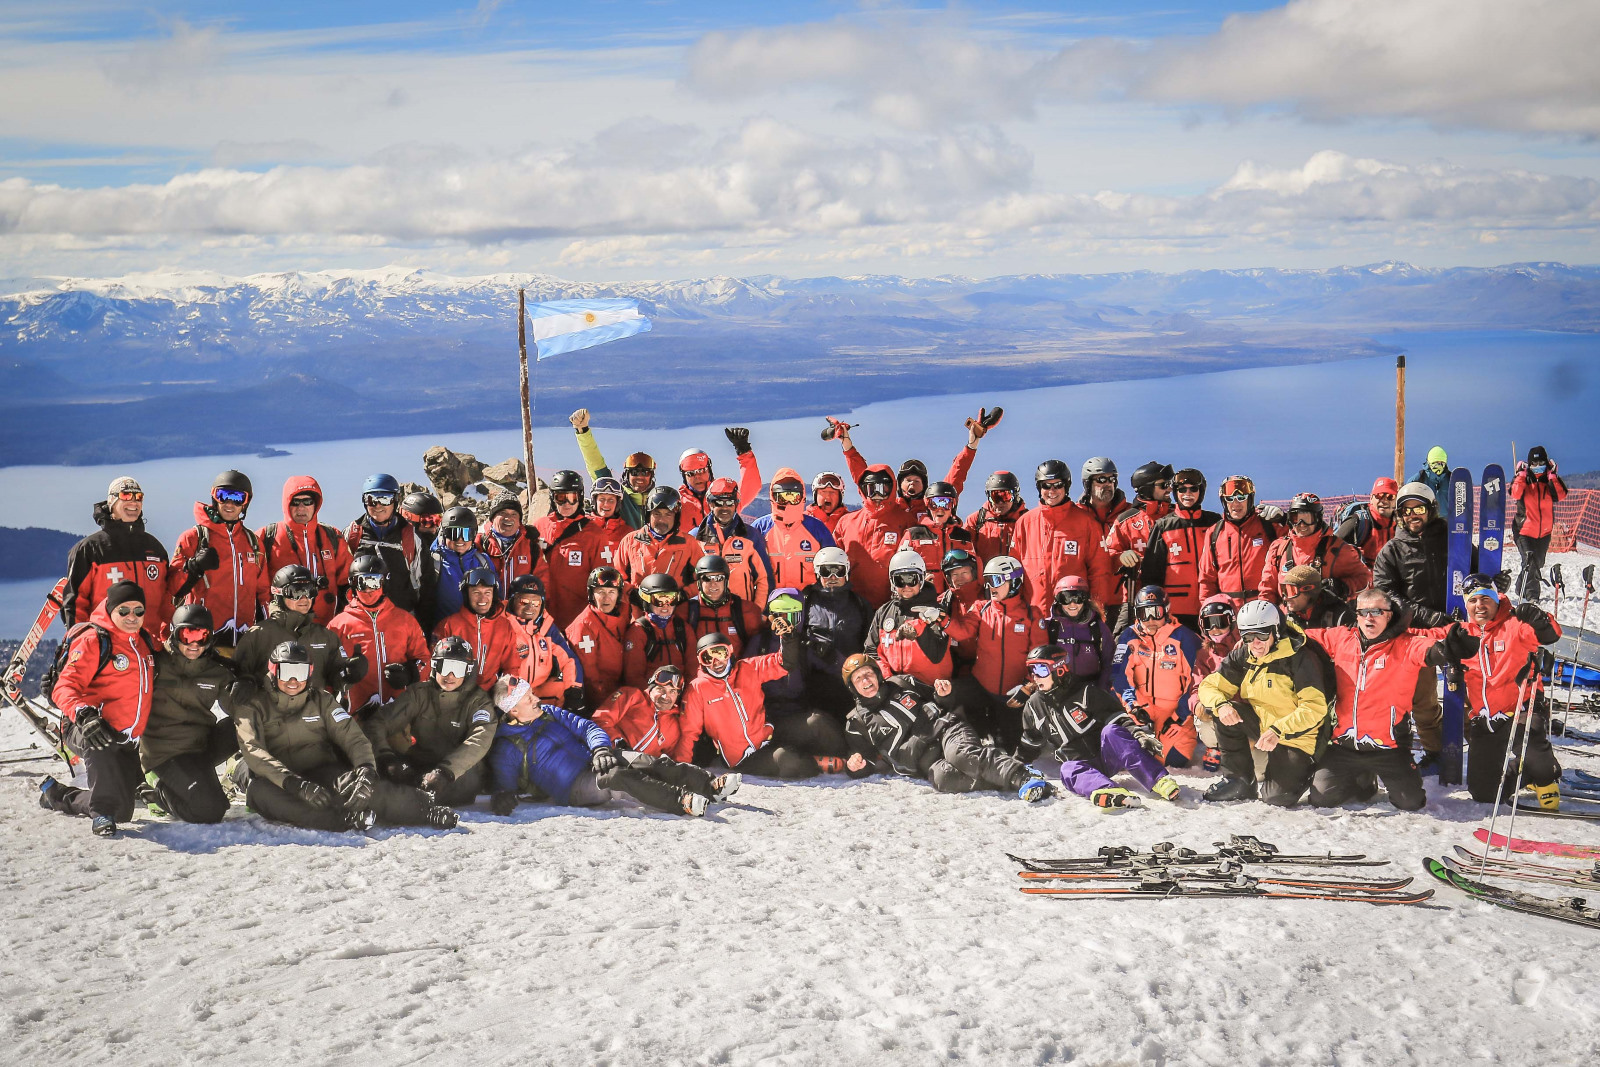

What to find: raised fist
left=569, top=408, right=591, bottom=433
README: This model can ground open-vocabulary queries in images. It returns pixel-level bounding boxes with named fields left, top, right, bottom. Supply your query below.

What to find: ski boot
left=1017, top=777, right=1054, bottom=803
left=681, top=791, right=709, bottom=817
left=90, top=814, right=117, bottom=837
left=710, top=773, right=741, bottom=801
left=814, top=756, right=846, bottom=774
left=1203, top=777, right=1258, bottom=802
left=38, top=775, right=66, bottom=811
left=1529, top=781, right=1561, bottom=811
left=1151, top=776, right=1181, bottom=802
left=1091, top=787, right=1141, bottom=811
left=138, top=772, right=168, bottom=818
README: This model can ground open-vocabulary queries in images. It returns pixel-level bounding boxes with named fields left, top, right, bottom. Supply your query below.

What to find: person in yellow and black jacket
left=1196, top=600, right=1334, bottom=808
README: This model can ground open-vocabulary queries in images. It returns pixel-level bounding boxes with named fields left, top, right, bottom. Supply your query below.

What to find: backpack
left=41, top=621, right=157, bottom=702
left=1335, top=501, right=1372, bottom=551
left=686, top=596, right=749, bottom=647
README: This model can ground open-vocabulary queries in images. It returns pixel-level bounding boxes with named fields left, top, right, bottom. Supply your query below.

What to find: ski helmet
left=1035, top=460, right=1071, bottom=495
left=983, top=555, right=1025, bottom=598
left=889, top=547, right=927, bottom=591
left=267, top=640, right=313, bottom=684
left=1235, top=600, right=1281, bottom=641
left=814, top=545, right=849, bottom=580
left=431, top=635, right=476, bottom=685
left=1396, top=482, right=1436, bottom=511
left=858, top=468, right=893, bottom=500
left=440, top=505, right=478, bottom=542
left=549, top=469, right=584, bottom=495
left=509, top=573, right=546, bottom=602
left=270, top=564, right=318, bottom=605
left=590, top=476, right=624, bottom=501
left=696, top=631, right=734, bottom=676
left=925, top=481, right=958, bottom=510
left=1081, top=457, right=1117, bottom=484
left=1172, top=468, right=1207, bottom=498
left=170, top=602, right=216, bottom=650
left=209, top=470, right=253, bottom=513
left=679, top=448, right=712, bottom=481
left=695, top=554, right=731, bottom=582
left=645, top=485, right=681, bottom=513
left=985, top=470, right=1021, bottom=495
left=459, top=566, right=499, bottom=611
left=638, top=572, right=682, bottom=606
left=587, top=565, right=623, bottom=603
left=623, top=452, right=656, bottom=479
left=1287, top=492, right=1325, bottom=529
left=349, top=552, right=387, bottom=595
left=940, top=547, right=978, bottom=578
left=400, top=491, right=442, bottom=529
left=811, top=471, right=844, bottom=504
left=708, top=477, right=739, bottom=506
left=1053, top=574, right=1091, bottom=611
left=1133, top=585, right=1169, bottom=620
left=1198, top=594, right=1236, bottom=632
left=1218, top=474, right=1256, bottom=508
left=840, top=651, right=881, bottom=688
left=897, top=459, right=929, bottom=499
left=1025, top=644, right=1071, bottom=681
left=1130, top=461, right=1175, bottom=500
left=362, top=473, right=400, bottom=500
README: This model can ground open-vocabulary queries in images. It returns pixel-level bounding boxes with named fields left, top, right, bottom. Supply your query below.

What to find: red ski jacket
left=965, top=595, right=1052, bottom=697
left=65, top=502, right=172, bottom=635
left=1510, top=470, right=1569, bottom=540
left=834, top=465, right=916, bottom=606
left=621, top=612, right=695, bottom=691
left=677, top=449, right=763, bottom=532
left=259, top=476, right=352, bottom=625
left=963, top=501, right=1026, bottom=563
left=593, top=686, right=681, bottom=757
left=431, top=605, right=519, bottom=692
left=52, top=601, right=158, bottom=738
left=171, top=502, right=269, bottom=637
left=567, top=605, right=629, bottom=708
left=1141, top=507, right=1222, bottom=618
left=1305, top=623, right=1447, bottom=749
left=1461, top=601, right=1561, bottom=719
left=617, top=527, right=706, bottom=596
left=1258, top=531, right=1372, bottom=605
left=510, top=611, right=582, bottom=701
left=1199, top=513, right=1280, bottom=607
left=1011, top=501, right=1118, bottom=614
left=686, top=594, right=764, bottom=660
left=329, top=597, right=431, bottom=708
left=534, top=513, right=611, bottom=630
left=672, top=652, right=790, bottom=766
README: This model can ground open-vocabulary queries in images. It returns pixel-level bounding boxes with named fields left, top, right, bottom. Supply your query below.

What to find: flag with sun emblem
left=526, top=298, right=652, bottom=360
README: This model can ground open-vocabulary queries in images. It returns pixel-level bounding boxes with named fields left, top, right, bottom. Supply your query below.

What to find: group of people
left=33, top=406, right=1575, bottom=837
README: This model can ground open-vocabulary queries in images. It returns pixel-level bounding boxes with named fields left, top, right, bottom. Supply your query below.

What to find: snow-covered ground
left=4, top=697, right=1599, bottom=1066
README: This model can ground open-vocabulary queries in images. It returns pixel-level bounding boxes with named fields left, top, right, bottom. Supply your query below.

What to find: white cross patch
left=578, top=635, right=596, bottom=654
left=106, top=567, right=125, bottom=583
left=600, top=546, right=615, bottom=563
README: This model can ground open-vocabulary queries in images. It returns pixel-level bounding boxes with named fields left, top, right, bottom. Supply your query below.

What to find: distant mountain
left=2, top=262, right=1597, bottom=467
left=0, top=527, right=82, bottom=580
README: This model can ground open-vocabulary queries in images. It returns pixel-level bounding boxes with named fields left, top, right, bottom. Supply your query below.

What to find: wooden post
left=1394, top=355, right=1406, bottom=485
left=518, top=289, right=536, bottom=505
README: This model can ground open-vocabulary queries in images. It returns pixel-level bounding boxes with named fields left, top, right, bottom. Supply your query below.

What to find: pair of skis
left=1425, top=858, right=1600, bottom=930
left=0, top=576, right=74, bottom=767
left=1447, top=846, right=1600, bottom=890
left=1440, top=464, right=1506, bottom=785
left=1006, top=835, right=1387, bottom=872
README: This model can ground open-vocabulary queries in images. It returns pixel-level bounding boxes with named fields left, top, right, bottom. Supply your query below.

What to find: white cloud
left=686, top=0, right=1600, bottom=137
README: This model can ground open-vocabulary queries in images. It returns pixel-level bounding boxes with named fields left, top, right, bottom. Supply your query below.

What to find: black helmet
left=440, top=505, right=478, bottom=540
left=209, top=470, right=253, bottom=513
left=985, top=470, right=1021, bottom=495
left=1035, top=460, right=1071, bottom=494
left=638, top=573, right=681, bottom=600
left=270, top=564, right=318, bottom=604
left=695, top=554, right=731, bottom=581
left=1288, top=492, right=1326, bottom=529
left=587, top=565, right=623, bottom=601
left=857, top=468, right=894, bottom=499
left=1133, top=585, right=1170, bottom=617
left=348, top=552, right=387, bottom=597
left=940, top=547, right=979, bottom=576
left=696, top=631, right=733, bottom=655
left=508, top=573, right=546, bottom=600
left=1130, top=461, right=1175, bottom=500
left=646, top=485, right=681, bottom=513
left=401, top=490, right=442, bottom=516
left=267, top=640, right=312, bottom=683
left=897, top=459, right=929, bottom=495
left=459, top=566, right=499, bottom=611
left=925, top=480, right=957, bottom=505
left=170, top=602, right=216, bottom=649
left=549, top=469, right=585, bottom=495
left=431, top=635, right=476, bottom=684
left=1173, top=468, right=1207, bottom=498
left=1025, top=643, right=1072, bottom=680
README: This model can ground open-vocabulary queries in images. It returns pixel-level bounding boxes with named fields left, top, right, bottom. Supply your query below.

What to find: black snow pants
left=1214, top=704, right=1324, bottom=808
left=917, top=722, right=1030, bottom=794
left=1308, top=742, right=1426, bottom=811
left=148, top=718, right=239, bottom=824
left=1466, top=713, right=1561, bottom=804
left=46, top=729, right=141, bottom=822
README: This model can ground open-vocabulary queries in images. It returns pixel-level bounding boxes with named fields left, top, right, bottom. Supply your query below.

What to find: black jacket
left=845, top=674, right=962, bottom=776
left=1372, top=517, right=1468, bottom=627
left=799, top=583, right=874, bottom=712
left=1020, top=678, right=1133, bottom=765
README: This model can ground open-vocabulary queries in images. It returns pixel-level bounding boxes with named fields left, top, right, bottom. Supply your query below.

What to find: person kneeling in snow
left=487, top=676, right=721, bottom=816
left=229, top=640, right=458, bottom=831
left=841, top=653, right=1051, bottom=801
left=365, top=636, right=498, bottom=808
left=1019, top=644, right=1180, bottom=811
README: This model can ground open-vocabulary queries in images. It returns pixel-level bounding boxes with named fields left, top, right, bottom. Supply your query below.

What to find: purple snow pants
left=1058, top=721, right=1168, bottom=797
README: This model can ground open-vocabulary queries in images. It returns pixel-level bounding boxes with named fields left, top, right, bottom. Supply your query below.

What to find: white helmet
left=1396, top=481, right=1436, bottom=509
left=813, top=546, right=849, bottom=576
left=1236, top=599, right=1281, bottom=635
left=983, top=555, right=1025, bottom=598
left=889, top=547, right=927, bottom=579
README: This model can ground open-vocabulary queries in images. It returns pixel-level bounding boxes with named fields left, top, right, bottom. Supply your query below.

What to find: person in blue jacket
left=431, top=505, right=494, bottom=622
left=486, top=676, right=719, bottom=816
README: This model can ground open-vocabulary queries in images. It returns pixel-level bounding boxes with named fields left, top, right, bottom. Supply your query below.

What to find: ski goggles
left=213, top=487, right=249, bottom=505
left=984, top=571, right=1015, bottom=589
left=816, top=564, right=848, bottom=580
left=1135, top=605, right=1167, bottom=621
left=1220, top=476, right=1255, bottom=498
left=275, top=662, right=311, bottom=684
left=406, top=512, right=442, bottom=532
left=698, top=642, right=732, bottom=665
left=363, top=492, right=397, bottom=507
left=646, top=591, right=682, bottom=607
left=351, top=573, right=385, bottom=592
left=1055, top=590, right=1089, bottom=606
left=771, top=489, right=804, bottom=506
left=174, top=626, right=212, bottom=645
left=892, top=571, right=925, bottom=588
left=435, top=657, right=472, bottom=679
left=552, top=491, right=582, bottom=507
left=440, top=526, right=475, bottom=542
left=1240, top=628, right=1276, bottom=644
left=114, top=604, right=146, bottom=618
left=709, top=493, right=740, bottom=508
left=1398, top=503, right=1431, bottom=517
left=1027, top=660, right=1067, bottom=679
left=1200, top=612, right=1234, bottom=631
left=648, top=665, right=685, bottom=689
left=987, top=489, right=1016, bottom=506
left=279, top=581, right=318, bottom=601
left=860, top=478, right=892, bottom=499
left=926, top=495, right=955, bottom=510
left=813, top=473, right=844, bottom=492
left=115, top=489, right=145, bottom=502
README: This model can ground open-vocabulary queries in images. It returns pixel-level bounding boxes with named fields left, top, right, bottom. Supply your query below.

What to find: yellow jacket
left=1196, top=620, right=1333, bottom=756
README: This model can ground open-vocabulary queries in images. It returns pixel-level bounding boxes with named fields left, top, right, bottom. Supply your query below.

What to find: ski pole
left=1498, top=651, right=1548, bottom=861
left=1478, top=654, right=1535, bottom=869
left=1570, top=566, right=1594, bottom=722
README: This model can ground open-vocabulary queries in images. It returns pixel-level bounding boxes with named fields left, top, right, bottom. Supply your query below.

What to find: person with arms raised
left=674, top=428, right=763, bottom=532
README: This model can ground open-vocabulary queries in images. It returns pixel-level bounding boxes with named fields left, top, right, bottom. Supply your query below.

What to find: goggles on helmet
left=648, top=665, right=685, bottom=688
left=275, top=662, right=311, bottom=684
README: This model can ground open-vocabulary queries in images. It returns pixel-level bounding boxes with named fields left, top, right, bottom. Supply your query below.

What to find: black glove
left=338, top=653, right=369, bottom=686
left=1494, top=569, right=1513, bottom=594
left=184, top=544, right=220, bottom=576
left=562, top=685, right=588, bottom=715
left=1127, top=720, right=1164, bottom=758
left=286, top=774, right=337, bottom=810
left=490, top=791, right=519, bottom=816
left=419, top=767, right=455, bottom=794
left=337, top=766, right=377, bottom=809
left=316, top=575, right=329, bottom=590
left=224, top=677, right=257, bottom=707
left=73, top=705, right=117, bottom=752
left=590, top=746, right=621, bottom=775
left=723, top=427, right=752, bottom=455
left=1513, top=601, right=1547, bottom=626
left=377, top=754, right=422, bottom=785
left=1441, top=622, right=1481, bottom=662
left=383, top=663, right=409, bottom=691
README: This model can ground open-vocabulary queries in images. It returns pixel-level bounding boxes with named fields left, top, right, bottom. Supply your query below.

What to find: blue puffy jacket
left=432, top=544, right=495, bottom=621
left=487, top=705, right=610, bottom=804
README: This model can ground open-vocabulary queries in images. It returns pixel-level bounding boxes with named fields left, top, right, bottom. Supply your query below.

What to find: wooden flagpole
left=1394, top=355, right=1406, bottom=485
left=518, top=289, right=536, bottom=505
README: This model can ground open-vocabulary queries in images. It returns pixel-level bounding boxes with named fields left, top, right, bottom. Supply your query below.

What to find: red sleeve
left=169, top=528, right=198, bottom=601
left=1198, top=530, right=1219, bottom=601
left=1087, top=533, right=1117, bottom=606
left=749, top=651, right=791, bottom=685
left=843, top=446, right=867, bottom=489
left=51, top=627, right=101, bottom=715
left=1333, top=543, right=1371, bottom=594
left=1509, top=472, right=1527, bottom=500
left=670, top=690, right=703, bottom=763
left=344, top=520, right=362, bottom=553
left=735, top=450, right=763, bottom=511
left=944, top=446, right=977, bottom=495
left=944, top=602, right=980, bottom=642
left=1258, top=542, right=1283, bottom=605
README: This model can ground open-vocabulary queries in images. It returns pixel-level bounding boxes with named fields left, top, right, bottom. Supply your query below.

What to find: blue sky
left=0, top=0, right=1596, bottom=283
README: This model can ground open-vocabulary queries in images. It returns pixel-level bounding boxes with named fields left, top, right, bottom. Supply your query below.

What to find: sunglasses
left=441, top=526, right=476, bottom=542
left=1038, top=480, right=1066, bottom=492
left=1399, top=503, right=1430, bottom=517
left=174, top=626, right=212, bottom=644
left=214, top=487, right=248, bottom=505
left=1372, top=493, right=1396, bottom=502
left=817, top=564, right=848, bottom=579
left=276, top=663, right=311, bottom=684
left=709, top=494, right=739, bottom=508
left=1354, top=607, right=1391, bottom=618
left=351, top=573, right=385, bottom=592
left=892, top=572, right=924, bottom=587
left=114, top=604, right=146, bottom=618
left=363, top=492, right=397, bottom=507
left=289, top=495, right=317, bottom=507
left=927, top=495, right=955, bottom=510
left=1174, top=483, right=1201, bottom=494
left=1089, top=475, right=1117, bottom=486
left=280, top=582, right=318, bottom=601
left=116, top=490, right=145, bottom=502
left=1241, top=628, right=1275, bottom=643
left=436, top=657, right=471, bottom=679
left=1149, top=480, right=1172, bottom=490
left=771, top=490, right=804, bottom=506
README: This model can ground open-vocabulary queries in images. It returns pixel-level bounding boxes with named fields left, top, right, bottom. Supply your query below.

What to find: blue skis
left=1441, top=466, right=1475, bottom=785
left=1478, top=464, right=1505, bottom=579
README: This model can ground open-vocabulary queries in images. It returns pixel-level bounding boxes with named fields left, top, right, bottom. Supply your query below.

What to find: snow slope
left=3, top=702, right=1598, bottom=1066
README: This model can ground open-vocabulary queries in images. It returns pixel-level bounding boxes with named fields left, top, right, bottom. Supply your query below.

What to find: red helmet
left=679, top=448, right=711, bottom=475
left=708, top=476, right=738, bottom=498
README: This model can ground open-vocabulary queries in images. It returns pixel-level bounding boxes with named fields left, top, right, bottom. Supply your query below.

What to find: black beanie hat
left=106, top=581, right=146, bottom=613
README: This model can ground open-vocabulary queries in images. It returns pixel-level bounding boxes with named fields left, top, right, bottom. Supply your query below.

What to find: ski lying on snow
left=1511, top=800, right=1600, bottom=821
left=1473, top=828, right=1600, bottom=858
left=1446, top=857, right=1593, bottom=889
left=1018, top=867, right=1413, bottom=891
left=1024, top=880, right=1431, bottom=904
left=1453, top=845, right=1600, bottom=882
left=1424, top=858, right=1600, bottom=929
left=1006, top=836, right=1384, bottom=872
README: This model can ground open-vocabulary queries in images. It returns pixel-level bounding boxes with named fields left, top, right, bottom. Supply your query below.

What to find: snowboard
left=1441, top=466, right=1474, bottom=785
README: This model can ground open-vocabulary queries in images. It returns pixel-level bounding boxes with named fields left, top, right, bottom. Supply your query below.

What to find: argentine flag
left=527, top=298, right=652, bottom=360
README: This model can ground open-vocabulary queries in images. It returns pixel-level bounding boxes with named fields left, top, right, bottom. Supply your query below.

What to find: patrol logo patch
left=896, top=694, right=918, bottom=710
left=1494, top=640, right=1505, bottom=652
left=517, top=644, right=530, bottom=658
left=1014, top=623, right=1026, bottom=633
left=884, top=532, right=898, bottom=545
left=801, top=540, right=812, bottom=551
left=1062, top=541, right=1078, bottom=556
left=332, top=708, right=351, bottom=723
left=1374, top=655, right=1387, bottom=670
left=566, top=549, right=583, bottom=566
left=473, top=710, right=492, bottom=724
left=112, top=653, right=129, bottom=671
left=1252, top=538, right=1263, bottom=547
left=145, top=563, right=161, bottom=581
